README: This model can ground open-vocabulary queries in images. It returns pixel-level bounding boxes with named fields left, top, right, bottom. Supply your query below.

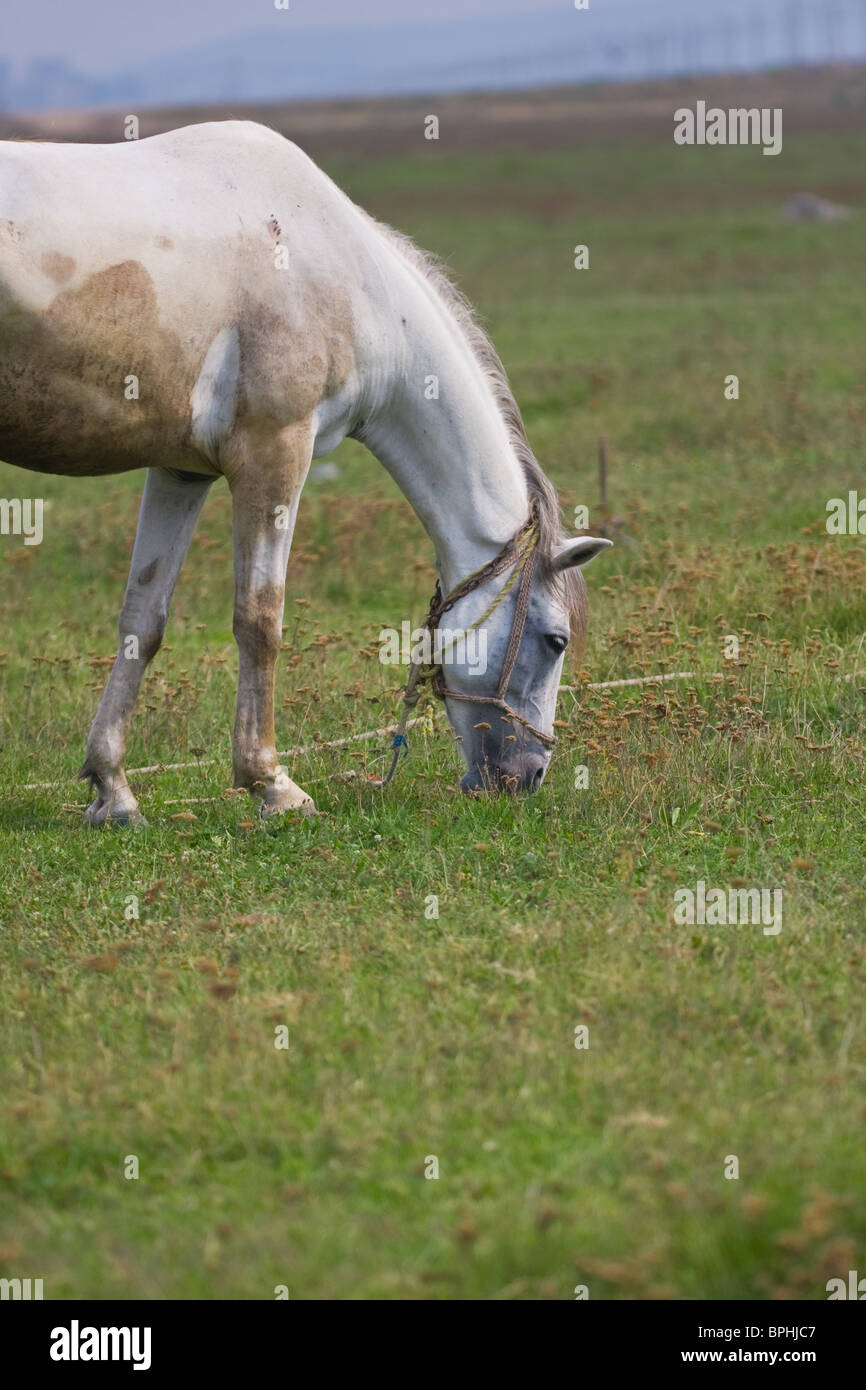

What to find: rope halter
left=380, top=508, right=555, bottom=786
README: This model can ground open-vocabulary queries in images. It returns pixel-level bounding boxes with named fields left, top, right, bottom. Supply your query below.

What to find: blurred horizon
left=3, top=0, right=866, bottom=115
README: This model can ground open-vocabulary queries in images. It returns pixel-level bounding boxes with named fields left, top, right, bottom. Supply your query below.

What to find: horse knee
left=118, top=604, right=167, bottom=665
left=233, top=599, right=282, bottom=663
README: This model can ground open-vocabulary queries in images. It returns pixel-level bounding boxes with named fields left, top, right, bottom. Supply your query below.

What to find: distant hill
left=1, top=0, right=863, bottom=113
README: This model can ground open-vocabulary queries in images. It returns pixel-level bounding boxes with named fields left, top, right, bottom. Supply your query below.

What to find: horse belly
left=0, top=257, right=204, bottom=477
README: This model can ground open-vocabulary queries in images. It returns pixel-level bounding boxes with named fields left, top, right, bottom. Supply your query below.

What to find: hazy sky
left=4, top=0, right=655, bottom=69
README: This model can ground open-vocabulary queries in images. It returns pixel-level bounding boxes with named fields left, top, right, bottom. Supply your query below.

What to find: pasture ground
left=1, top=67, right=865, bottom=1299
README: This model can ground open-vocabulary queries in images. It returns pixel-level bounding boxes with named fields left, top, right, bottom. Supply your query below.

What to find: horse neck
left=360, top=263, right=530, bottom=593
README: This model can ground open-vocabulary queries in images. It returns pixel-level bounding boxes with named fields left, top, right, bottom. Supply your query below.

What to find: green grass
left=1, top=107, right=865, bottom=1300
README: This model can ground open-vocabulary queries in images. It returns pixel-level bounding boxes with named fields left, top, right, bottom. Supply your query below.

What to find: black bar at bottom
left=6, top=1298, right=863, bottom=1375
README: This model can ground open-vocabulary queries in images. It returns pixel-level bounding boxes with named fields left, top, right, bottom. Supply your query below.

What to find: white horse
left=0, top=121, right=610, bottom=821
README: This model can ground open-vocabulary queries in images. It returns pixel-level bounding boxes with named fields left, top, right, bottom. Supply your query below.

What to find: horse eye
left=546, top=633, right=569, bottom=655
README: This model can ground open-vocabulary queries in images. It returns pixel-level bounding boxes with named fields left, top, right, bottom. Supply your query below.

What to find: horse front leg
left=228, top=425, right=315, bottom=817
left=80, top=467, right=214, bottom=826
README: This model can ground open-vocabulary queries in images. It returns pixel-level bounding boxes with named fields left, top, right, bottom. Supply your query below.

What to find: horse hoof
left=259, top=796, right=316, bottom=820
left=84, top=799, right=147, bottom=829
left=254, top=768, right=316, bottom=818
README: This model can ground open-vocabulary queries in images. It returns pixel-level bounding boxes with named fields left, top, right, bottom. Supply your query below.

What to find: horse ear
left=552, top=536, right=613, bottom=571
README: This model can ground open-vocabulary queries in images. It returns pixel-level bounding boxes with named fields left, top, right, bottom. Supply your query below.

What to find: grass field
left=1, top=69, right=865, bottom=1300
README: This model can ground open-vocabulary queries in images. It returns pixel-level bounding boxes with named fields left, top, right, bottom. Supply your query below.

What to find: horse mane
left=375, top=219, right=588, bottom=653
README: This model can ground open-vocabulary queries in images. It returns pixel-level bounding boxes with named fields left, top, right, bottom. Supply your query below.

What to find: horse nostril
left=530, top=765, right=545, bottom=792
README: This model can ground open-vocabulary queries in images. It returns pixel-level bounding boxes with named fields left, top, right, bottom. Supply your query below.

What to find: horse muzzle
left=460, top=751, right=549, bottom=794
